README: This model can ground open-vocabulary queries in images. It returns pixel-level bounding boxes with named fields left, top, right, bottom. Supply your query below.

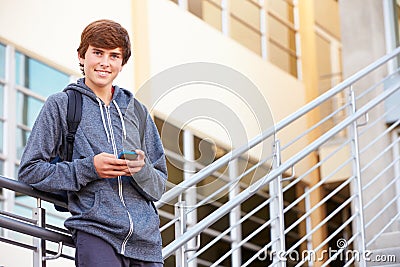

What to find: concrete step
left=368, top=247, right=400, bottom=266
left=374, top=232, right=400, bottom=249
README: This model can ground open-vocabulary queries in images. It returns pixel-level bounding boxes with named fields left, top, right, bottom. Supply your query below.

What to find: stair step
left=374, top=232, right=400, bottom=249
left=368, top=247, right=400, bottom=266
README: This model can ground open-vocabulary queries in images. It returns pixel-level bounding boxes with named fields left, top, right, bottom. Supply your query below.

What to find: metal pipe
left=348, top=88, right=367, bottom=266
left=0, top=176, right=68, bottom=209
left=157, top=47, right=400, bottom=210
left=0, top=214, right=74, bottom=247
left=228, top=158, right=241, bottom=267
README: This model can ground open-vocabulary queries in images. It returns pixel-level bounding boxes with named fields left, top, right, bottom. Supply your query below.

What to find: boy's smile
left=79, top=45, right=123, bottom=95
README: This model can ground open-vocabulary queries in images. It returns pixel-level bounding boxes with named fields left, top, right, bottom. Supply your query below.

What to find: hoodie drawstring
left=113, top=100, right=127, bottom=140
left=96, top=97, right=111, bottom=143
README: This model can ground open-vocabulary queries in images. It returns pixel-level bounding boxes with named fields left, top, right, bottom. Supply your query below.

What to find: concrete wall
left=0, top=0, right=134, bottom=89
left=339, top=0, right=399, bottom=243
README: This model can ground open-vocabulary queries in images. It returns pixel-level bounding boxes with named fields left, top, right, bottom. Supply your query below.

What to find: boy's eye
left=94, top=51, right=102, bottom=55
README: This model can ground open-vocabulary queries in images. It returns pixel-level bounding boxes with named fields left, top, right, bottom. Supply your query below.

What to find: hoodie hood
left=63, top=78, right=134, bottom=106
left=63, top=78, right=133, bottom=142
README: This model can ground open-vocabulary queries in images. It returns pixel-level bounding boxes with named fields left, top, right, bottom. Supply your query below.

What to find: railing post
left=293, top=0, right=302, bottom=80
left=391, top=130, right=400, bottom=215
left=228, top=158, right=242, bottom=267
left=221, top=0, right=230, bottom=36
left=183, top=130, right=197, bottom=267
left=269, top=140, right=286, bottom=266
left=304, top=186, right=314, bottom=267
left=33, top=198, right=46, bottom=267
left=259, top=0, right=268, bottom=60
left=175, top=201, right=188, bottom=267
left=348, top=87, right=367, bottom=267
left=177, top=0, right=188, bottom=10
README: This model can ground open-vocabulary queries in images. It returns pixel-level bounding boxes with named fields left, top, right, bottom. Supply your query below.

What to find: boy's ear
left=78, top=53, right=84, bottom=64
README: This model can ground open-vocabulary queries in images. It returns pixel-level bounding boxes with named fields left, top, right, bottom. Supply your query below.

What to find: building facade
left=0, top=0, right=399, bottom=266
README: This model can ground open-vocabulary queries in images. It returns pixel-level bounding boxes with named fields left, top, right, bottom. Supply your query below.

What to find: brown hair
left=77, top=19, right=132, bottom=71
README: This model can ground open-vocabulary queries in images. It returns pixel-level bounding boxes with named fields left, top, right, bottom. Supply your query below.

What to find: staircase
left=2, top=48, right=400, bottom=266
left=155, top=46, right=400, bottom=266
left=368, top=232, right=400, bottom=266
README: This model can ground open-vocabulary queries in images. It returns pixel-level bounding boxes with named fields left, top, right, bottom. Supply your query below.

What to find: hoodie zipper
left=105, top=105, right=134, bottom=255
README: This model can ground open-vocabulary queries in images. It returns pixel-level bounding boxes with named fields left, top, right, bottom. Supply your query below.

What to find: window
left=14, top=52, right=70, bottom=159
left=0, top=43, right=5, bottom=79
left=15, top=52, right=69, bottom=98
left=0, top=85, right=4, bottom=155
left=169, top=0, right=301, bottom=78
left=0, top=44, right=5, bottom=174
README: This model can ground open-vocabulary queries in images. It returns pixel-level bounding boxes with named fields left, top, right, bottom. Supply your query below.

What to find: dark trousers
left=75, top=231, right=163, bottom=267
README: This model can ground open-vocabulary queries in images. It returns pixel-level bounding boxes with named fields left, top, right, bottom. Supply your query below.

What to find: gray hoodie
left=18, top=78, right=167, bottom=262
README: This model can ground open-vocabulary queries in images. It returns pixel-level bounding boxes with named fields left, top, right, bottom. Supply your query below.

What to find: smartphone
left=118, top=151, right=138, bottom=160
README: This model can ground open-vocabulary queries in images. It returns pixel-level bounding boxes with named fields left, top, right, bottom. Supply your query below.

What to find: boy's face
left=79, top=45, right=123, bottom=92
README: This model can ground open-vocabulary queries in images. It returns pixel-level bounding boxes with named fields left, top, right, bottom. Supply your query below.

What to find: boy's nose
left=100, top=56, right=110, bottom=66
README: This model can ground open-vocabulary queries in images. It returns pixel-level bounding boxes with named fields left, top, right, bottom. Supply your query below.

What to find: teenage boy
left=18, top=19, right=167, bottom=267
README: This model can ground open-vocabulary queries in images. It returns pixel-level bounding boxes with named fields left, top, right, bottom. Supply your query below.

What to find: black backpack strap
left=53, top=89, right=82, bottom=213
left=133, top=98, right=147, bottom=145
left=65, top=89, right=82, bottom=162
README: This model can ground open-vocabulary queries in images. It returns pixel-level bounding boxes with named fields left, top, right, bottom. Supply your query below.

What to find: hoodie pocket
left=80, top=190, right=131, bottom=234
left=126, top=195, right=162, bottom=245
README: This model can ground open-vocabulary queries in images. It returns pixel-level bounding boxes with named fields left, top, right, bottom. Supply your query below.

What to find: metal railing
left=0, top=176, right=74, bottom=266
left=157, top=46, right=400, bottom=266
left=1, top=46, right=400, bottom=266
left=172, top=0, right=301, bottom=78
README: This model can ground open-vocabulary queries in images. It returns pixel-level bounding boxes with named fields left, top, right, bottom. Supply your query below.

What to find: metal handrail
left=0, top=175, right=74, bottom=254
left=0, top=175, right=68, bottom=209
left=161, top=47, right=400, bottom=259
left=0, top=214, right=74, bottom=248
left=156, top=46, right=400, bottom=209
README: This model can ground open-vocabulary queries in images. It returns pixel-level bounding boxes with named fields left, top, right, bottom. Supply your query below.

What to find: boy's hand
left=125, top=149, right=145, bottom=175
left=93, top=150, right=145, bottom=178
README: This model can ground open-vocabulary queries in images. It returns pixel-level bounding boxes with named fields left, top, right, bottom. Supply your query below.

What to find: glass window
left=0, top=84, right=3, bottom=154
left=0, top=160, right=3, bottom=175
left=0, top=43, right=5, bottom=79
left=16, top=128, right=30, bottom=159
left=13, top=52, right=70, bottom=161
left=16, top=91, right=44, bottom=129
left=15, top=51, right=69, bottom=98
left=0, top=121, right=3, bottom=154
left=0, top=84, right=4, bottom=117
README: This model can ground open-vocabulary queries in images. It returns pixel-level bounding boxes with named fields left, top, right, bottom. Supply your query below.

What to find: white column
left=3, top=45, right=17, bottom=234
left=383, top=0, right=398, bottom=72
